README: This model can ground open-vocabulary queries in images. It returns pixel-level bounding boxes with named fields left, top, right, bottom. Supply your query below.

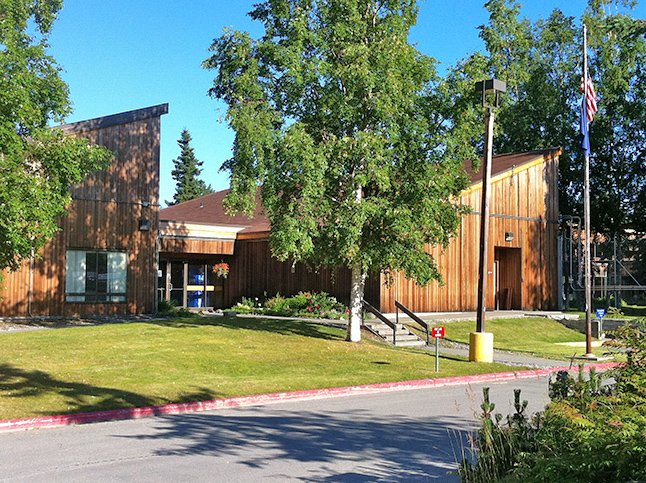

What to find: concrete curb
left=0, top=362, right=618, bottom=433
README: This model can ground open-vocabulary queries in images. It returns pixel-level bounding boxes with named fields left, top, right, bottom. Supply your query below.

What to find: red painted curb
left=0, top=362, right=618, bottom=433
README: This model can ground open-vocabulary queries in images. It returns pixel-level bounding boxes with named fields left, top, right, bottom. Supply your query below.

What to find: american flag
left=581, top=76, right=598, bottom=122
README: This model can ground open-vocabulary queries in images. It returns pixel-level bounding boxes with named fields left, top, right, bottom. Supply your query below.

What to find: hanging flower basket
left=213, top=262, right=229, bottom=278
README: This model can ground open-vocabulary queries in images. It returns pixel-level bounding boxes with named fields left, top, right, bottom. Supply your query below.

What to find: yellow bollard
left=469, top=332, right=494, bottom=362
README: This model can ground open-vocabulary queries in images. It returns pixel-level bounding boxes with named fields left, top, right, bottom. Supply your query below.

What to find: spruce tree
left=167, top=129, right=213, bottom=206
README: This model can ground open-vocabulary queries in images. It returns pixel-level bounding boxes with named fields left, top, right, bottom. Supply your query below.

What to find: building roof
left=464, top=148, right=561, bottom=185
left=160, top=148, right=561, bottom=235
left=160, top=190, right=270, bottom=234
left=58, top=104, right=169, bottom=134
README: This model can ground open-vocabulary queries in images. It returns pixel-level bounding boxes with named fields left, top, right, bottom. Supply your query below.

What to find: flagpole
left=583, top=24, right=594, bottom=357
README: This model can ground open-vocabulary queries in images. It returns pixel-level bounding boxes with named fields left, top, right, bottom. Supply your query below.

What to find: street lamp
left=470, top=78, right=506, bottom=363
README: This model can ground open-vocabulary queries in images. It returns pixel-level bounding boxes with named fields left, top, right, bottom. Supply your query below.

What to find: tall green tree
left=166, top=129, right=213, bottom=206
left=0, top=0, right=112, bottom=274
left=204, top=0, right=470, bottom=341
left=584, top=0, right=646, bottom=234
left=443, top=0, right=646, bottom=236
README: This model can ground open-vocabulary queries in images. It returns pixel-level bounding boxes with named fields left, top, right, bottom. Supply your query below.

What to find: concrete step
left=381, top=334, right=422, bottom=342
left=369, top=329, right=412, bottom=337
left=364, top=322, right=408, bottom=333
left=363, top=320, right=427, bottom=347
left=393, top=339, right=428, bottom=347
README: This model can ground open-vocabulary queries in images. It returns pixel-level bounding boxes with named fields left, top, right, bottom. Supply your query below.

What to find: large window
left=66, top=250, right=127, bottom=302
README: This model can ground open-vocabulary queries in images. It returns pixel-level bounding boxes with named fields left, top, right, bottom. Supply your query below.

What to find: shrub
left=157, top=299, right=194, bottom=317
left=460, top=319, right=646, bottom=483
left=229, top=292, right=348, bottom=319
left=459, top=388, right=534, bottom=483
left=230, top=297, right=261, bottom=314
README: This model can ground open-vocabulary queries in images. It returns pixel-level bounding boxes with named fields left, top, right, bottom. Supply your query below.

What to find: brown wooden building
left=0, top=105, right=559, bottom=318
left=159, top=148, right=561, bottom=313
left=0, top=104, right=168, bottom=317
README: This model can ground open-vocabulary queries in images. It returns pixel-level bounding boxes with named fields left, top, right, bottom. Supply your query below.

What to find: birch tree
left=204, top=0, right=469, bottom=341
left=0, top=0, right=112, bottom=274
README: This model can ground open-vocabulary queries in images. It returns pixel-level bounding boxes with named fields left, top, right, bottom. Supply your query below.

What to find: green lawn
left=565, top=304, right=646, bottom=319
left=0, top=317, right=516, bottom=421
left=439, top=317, right=605, bottom=359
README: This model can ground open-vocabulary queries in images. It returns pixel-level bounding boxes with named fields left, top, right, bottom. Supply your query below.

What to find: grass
left=439, top=317, right=607, bottom=360
left=620, top=304, right=646, bottom=317
left=0, top=316, right=516, bottom=421
left=565, top=303, right=646, bottom=319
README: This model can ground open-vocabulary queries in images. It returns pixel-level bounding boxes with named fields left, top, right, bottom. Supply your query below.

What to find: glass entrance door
left=158, top=260, right=226, bottom=309
left=169, top=261, right=185, bottom=306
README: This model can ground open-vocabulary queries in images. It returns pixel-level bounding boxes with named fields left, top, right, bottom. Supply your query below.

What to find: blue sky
left=47, top=1, right=639, bottom=205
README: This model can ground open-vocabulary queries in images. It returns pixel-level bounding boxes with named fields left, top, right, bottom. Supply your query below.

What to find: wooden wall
left=0, top=107, right=165, bottom=317
left=379, top=155, right=560, bottom=313
left=159, top=238, right=235, bottom=256
left=184, top=153, right=559, bottom=315
left=222, top=238, right=380, bottom=308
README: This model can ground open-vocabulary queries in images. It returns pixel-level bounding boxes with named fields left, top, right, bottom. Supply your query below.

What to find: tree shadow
left=147, top=316, right=346, bottom=341
left=0, top=363, right=219, bottom=417
left=120, top=406, right=473, bottom=482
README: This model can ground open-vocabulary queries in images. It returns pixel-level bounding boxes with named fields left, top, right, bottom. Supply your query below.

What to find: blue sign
left=596, top=308, right=606, bottom=318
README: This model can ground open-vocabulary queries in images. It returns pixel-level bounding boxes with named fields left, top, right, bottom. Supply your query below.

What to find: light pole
left=470, top=78, right=506, bottom=363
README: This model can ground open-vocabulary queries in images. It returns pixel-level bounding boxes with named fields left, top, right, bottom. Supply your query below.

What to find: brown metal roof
left=160, top=190, right=270, bottom=234
left=58, top=104, right=169, bottom=134
left=465, top=148, right=561, bottom=185
left=161, top=148, right=561, bottom=235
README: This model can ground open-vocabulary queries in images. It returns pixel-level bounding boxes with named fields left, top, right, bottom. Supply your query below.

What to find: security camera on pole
left=470, top=79, right=506, bottom=363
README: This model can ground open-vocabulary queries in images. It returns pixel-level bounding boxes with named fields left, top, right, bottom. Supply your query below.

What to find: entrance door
left=169, top=261, right=185, bottom=306
left=158, top=260, right=226, bottom=309
left=494, top=247, right=522, bottom=310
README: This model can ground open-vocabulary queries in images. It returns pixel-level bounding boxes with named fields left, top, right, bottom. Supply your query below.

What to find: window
left=66, top=250, right=127, bottom=302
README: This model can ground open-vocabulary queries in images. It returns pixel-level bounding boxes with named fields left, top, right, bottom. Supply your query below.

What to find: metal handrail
left=362, top=300, right=398, bottom=345
left=395, top=300, right=430, bottom=346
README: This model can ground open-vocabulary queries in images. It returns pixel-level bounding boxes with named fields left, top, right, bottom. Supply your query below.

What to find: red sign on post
left=431, top=326, right=445, bottom=338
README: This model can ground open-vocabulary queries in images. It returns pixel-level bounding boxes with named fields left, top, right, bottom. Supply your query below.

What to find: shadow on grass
left=622, top=306, right=646, bottom=317
left=0, top=363, right=219, bottom=418
left=148, top=316, right=346, bottom=341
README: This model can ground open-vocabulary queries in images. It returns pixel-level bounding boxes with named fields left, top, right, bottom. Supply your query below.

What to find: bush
left=229, top=292, right=348, bottom=319
left=460, top=319, right=646, bottom=483
left=157, top=298, right=194, bottom=317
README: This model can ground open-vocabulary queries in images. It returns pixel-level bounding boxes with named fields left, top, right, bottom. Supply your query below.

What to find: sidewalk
left=437, top=345, right=570, bottom=369
left=308, top=310, right=580, bottom=369
left=399, top=311, right=584, bottom=368
left=384, top=309, right=578, bottom=323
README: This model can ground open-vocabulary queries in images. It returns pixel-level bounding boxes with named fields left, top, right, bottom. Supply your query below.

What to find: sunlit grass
left=437, top=317, right=612, bottom=360
left=0, top=317, right=518, bottom=420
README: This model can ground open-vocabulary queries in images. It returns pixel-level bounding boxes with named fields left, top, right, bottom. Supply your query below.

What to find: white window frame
left=65, top=250, right=127, bottom=303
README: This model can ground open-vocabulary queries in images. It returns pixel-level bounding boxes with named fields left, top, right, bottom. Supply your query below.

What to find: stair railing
left=395, top=300, right=430, bottom=346
left=362, top=300, right=397, bottom=345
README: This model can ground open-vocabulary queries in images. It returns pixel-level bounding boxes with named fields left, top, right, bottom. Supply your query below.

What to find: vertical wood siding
left=0, top=115, right=162, bottom=317
left=379, top=155, right=560, bottom=313
left=222, top=239, right=380, bottom=308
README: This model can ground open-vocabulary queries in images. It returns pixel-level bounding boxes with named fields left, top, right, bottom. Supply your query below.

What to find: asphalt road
left=0, top=377, right=553, bottom=482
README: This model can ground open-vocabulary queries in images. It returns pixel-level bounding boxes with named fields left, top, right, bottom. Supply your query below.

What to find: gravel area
left=0, top=315, right=164, bottom=333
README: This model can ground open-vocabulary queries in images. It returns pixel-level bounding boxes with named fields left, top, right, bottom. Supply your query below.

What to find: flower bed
left=230, top=292, right=348, bottom=320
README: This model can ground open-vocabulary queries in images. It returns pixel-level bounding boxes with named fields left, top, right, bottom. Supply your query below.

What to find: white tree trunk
left=348, top=264, right=366, bottom=342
